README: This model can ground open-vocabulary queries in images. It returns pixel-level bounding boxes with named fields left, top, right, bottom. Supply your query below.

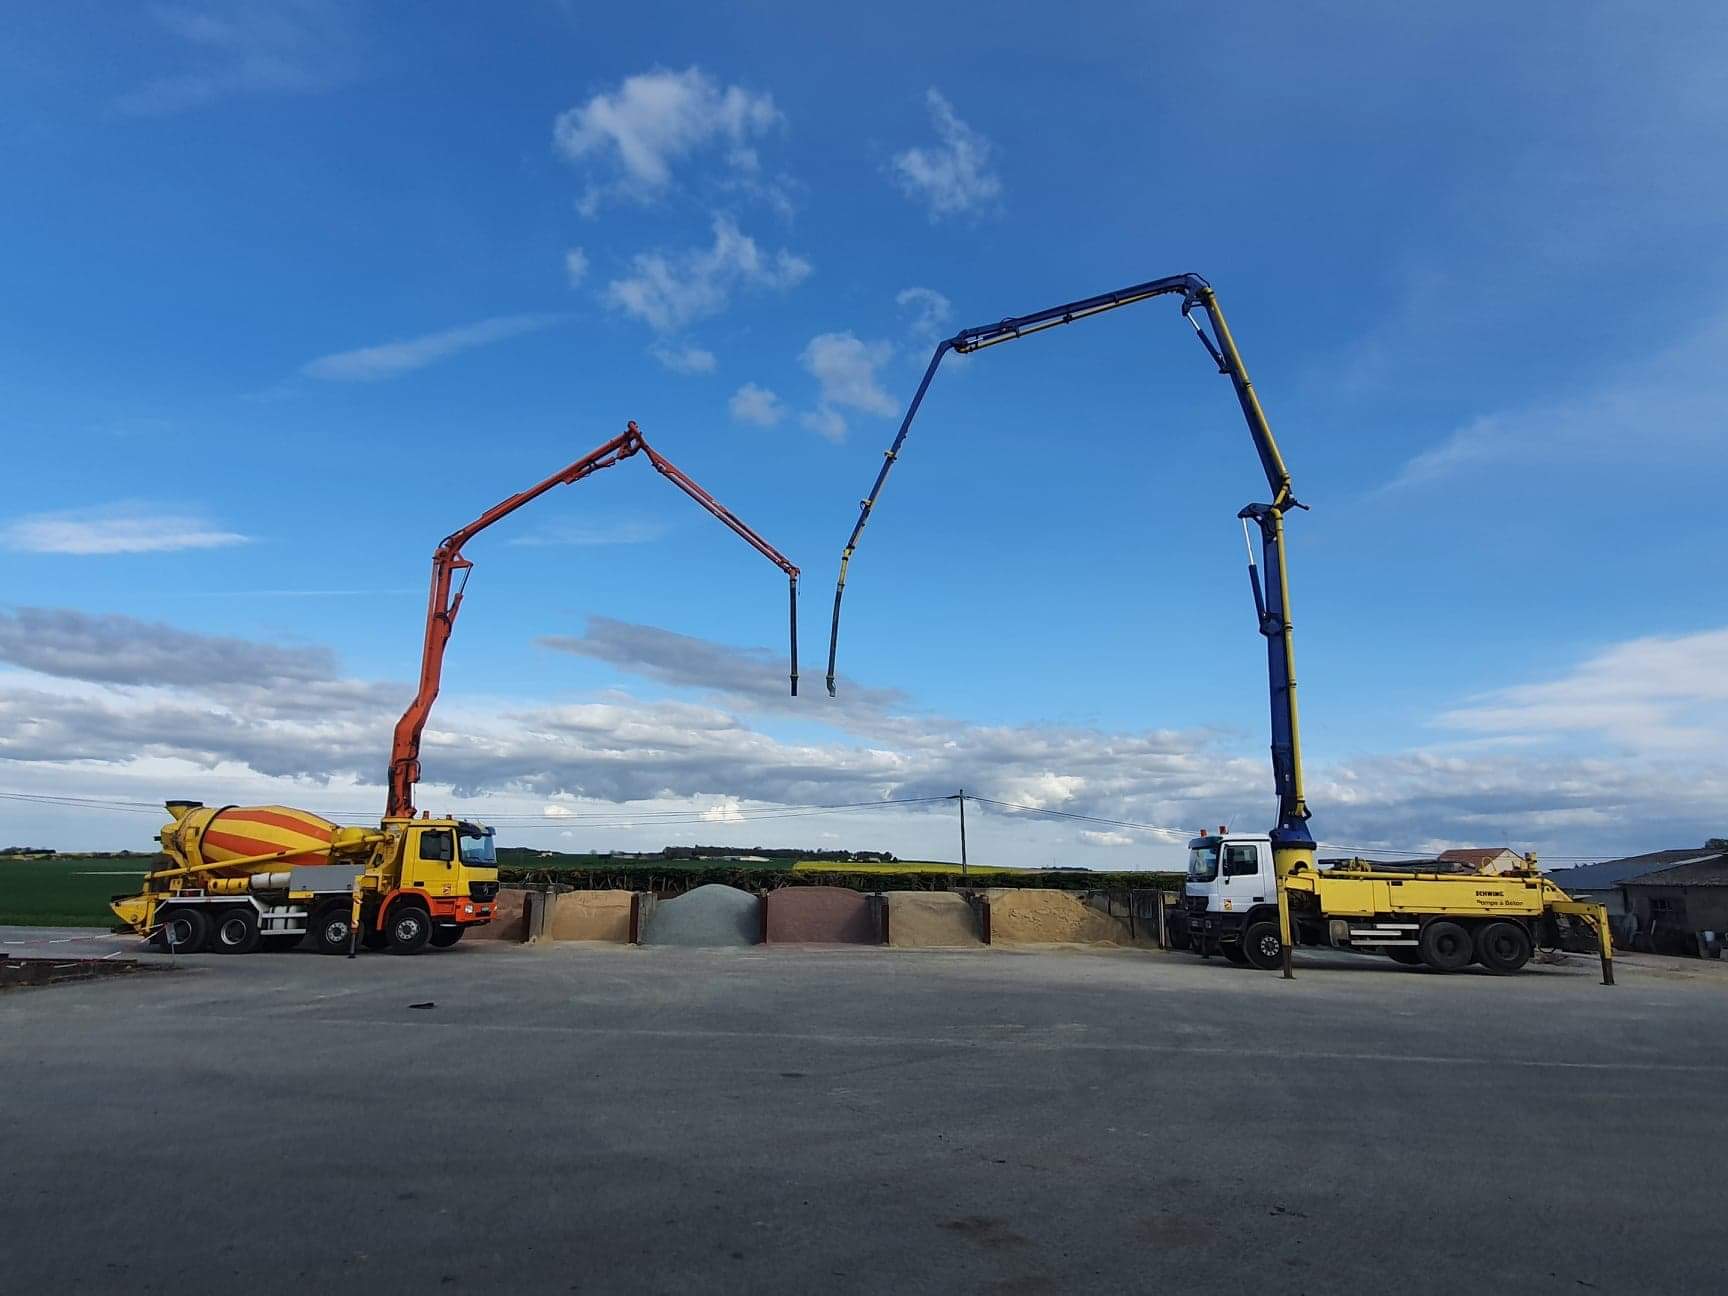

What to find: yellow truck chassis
left=1270, top=865, right=1614, bottom=984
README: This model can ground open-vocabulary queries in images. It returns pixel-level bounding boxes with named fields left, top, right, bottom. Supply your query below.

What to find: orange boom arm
left=385, top=421, right=799, bottom=819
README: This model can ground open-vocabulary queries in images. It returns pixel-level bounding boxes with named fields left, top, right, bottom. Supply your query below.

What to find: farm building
left=1620, top=848, right=1728, bottom=957
left=1436, top=847, right=1527, bottom=874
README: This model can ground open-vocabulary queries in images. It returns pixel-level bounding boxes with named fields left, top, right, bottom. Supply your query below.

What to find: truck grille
left=468, top=881, right=500, bottom=902
left=1184, top=894, right=1207, bottom=915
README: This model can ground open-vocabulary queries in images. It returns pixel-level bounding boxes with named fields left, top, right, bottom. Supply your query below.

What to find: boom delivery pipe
left=825, top=274, right=1315, bottom=872
left=387, top=422, right=800, bottom=820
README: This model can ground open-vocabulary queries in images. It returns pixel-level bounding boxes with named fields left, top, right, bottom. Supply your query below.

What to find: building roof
left=1437, top=848, right=1520, bottom=866
left=1620, top=854, right=1728, bottom=888
left=1549, top=848, right=1728, bottom=891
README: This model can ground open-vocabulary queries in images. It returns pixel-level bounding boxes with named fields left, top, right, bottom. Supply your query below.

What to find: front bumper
left=1188, top=911, right=1245, bottom=945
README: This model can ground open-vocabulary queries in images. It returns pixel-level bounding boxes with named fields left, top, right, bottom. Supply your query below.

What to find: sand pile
left=886, top=892, right=983, bottom=947
left=468, top=888, right=528, bottom=942
left=764, top=886, right=878, bottom=944
left=641, top=884, right=760, bottom=947
left=984, top=888, right=1134, bottom=946
left=548, top=890, right=634, bottom=942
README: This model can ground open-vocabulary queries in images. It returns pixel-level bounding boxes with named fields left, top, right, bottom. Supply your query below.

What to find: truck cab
left=1183, top=832, right=1286, bottom=969
left=370, top=817, right=501, bottom=951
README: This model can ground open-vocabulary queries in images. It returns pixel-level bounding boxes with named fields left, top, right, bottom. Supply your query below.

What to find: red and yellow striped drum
left=160, top=802, right=339, bottom=873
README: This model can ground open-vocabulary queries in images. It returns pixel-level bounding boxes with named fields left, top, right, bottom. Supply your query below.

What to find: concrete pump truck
left=824, top=273, right=1614, bottom=982
left=112, top=422, right=799, bottom=955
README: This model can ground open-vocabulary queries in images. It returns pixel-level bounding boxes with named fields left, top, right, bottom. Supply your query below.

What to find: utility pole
left=956, top=788, right=969, bottom=877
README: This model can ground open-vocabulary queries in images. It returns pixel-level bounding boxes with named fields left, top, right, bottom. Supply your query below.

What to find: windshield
left=458, top=826, right=496, bottom=867
left=1187, top=844, right=1219, bottom=882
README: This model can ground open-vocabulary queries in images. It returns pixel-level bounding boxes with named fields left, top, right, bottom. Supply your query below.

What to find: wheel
left=1475, top=920, right=1532, bottom=974
left=1419, top=920, right=1474, bottom=972
left=429, top=926, right=465, bottom=948
left=1241, top=920, right=1284, bottom=971
left=312, top=906, right=358, bottom=956
left=385, top=904, right=432, bottom=955
left=362, top=925, right=390, bottom=951
left=1386, top=946, right=1422, bottom=966
left=1221, top=941, right=1250, bottom=965
left=210, top=907, right=261, bottom=954
left=156, top=907, right=210, bottom=953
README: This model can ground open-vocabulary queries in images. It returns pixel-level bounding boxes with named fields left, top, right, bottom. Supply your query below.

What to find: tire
left=385, top=904, right=432, bottom=955
left=210, top=907, right=261, bottom=954
left=1241, top=920, right=1284, bottom=970
left=1475, top=920, right=1533, bottom=974
left=429, top=926, right=465, bottom=948
left=312, top=906, right=358, bottom=956
left=156, top=907, right=210, bottom=953
left=1386, top=946, right=1422, bottom=966
left=1221, top=941, right=1250, bottom=965
left=362, top=925, right=390, bottom=951
left=1419, top=920, right=1474, bottom=972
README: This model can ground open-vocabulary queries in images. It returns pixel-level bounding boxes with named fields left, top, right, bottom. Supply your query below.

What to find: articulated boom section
left=385, top=421, right=800, bottom=819
left=824, top=274, right=1313, bottom=864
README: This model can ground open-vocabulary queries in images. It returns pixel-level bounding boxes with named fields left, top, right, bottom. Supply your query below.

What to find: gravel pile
left=885, top=892, right=983, bottom=947
left=764, top=886, right=878, bottom=943
left=469, top=888, right=528, bottom=942
left=984, top=888, right=1133, bottom=946
left=640, top=884, right=761, bottom=947
left=548, top=890, right=634, bottom=942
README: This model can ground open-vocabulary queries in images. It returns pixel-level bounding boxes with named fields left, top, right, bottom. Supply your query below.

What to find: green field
left=0, top=857, right=153, bottom=927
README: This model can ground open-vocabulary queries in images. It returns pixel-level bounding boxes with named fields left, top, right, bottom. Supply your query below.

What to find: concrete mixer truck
left=109, top=801, right=500, bottom=954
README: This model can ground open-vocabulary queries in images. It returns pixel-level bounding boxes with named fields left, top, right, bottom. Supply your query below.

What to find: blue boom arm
left=824, top=273, right=1315, bottom=860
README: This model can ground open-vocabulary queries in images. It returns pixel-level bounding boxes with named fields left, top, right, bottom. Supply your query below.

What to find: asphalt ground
left=2, top=931, right=1724, bottom=1295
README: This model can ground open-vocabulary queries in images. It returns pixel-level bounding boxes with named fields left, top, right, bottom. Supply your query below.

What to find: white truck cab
left=1183, top=831, right=1287, bottom=968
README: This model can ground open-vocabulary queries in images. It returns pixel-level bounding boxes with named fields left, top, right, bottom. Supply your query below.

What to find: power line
left=969, top=796, right=1198, bottom=841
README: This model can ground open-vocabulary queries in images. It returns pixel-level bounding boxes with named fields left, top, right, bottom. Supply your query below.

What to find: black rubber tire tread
left=386, top=904, right=433, bottom=955
left=1386, top=946, right=1422, bottom=966
left=1221, top=941, right=1250, bottom=965
left=1475, top=920, right=1533, bottom=974
left=156, top=907, right=210, bottom=954
left=1241, top=920, right=1284, bottom=971
left=362, top=926, right=390, bottom=951
left=1419, top=919, right=1474, bottom=972
left=429, top=926, right=465, bottom=948
left=210, top=907, right=261, bottom=955
left=312, top=906, right=358, bottom=956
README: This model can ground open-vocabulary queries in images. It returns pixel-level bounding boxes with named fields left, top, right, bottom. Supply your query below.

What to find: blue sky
left=2, top=2, right=1724, bottom=865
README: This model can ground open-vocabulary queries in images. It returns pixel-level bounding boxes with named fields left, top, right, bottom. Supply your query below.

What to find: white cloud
left=897, top=286, right=953, bottom=346
left=302, top=314, right=561, bottom=382
left=1385, top=310, right=1728, bottom=490
left=650, top=341, right=717, bottom=375
left=1440, top=627, right=1728, bottom=753
left=5, top=609, right=1728, bottom=865
left=116, top=1, right=354, bottom=116
left=1079, top=829, right=1135, bottom=848
left=543, top=803, right=574, bottom=817
left=800, top=407, right=848, bottom=444
left=890, top=90, right=1003, bottom=220
left=798, top=332, right=897, bottom=442
left=1, top=504, right=249, bottom=556
left=564, top=247, right=589, bottom=286
left=553, top=67, right=781, bottom=209
left=700, top=797, right=745, bottom=823
left=604, top=216, right=811, bottom=334
left=729, top=383, right=784, bottom=428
